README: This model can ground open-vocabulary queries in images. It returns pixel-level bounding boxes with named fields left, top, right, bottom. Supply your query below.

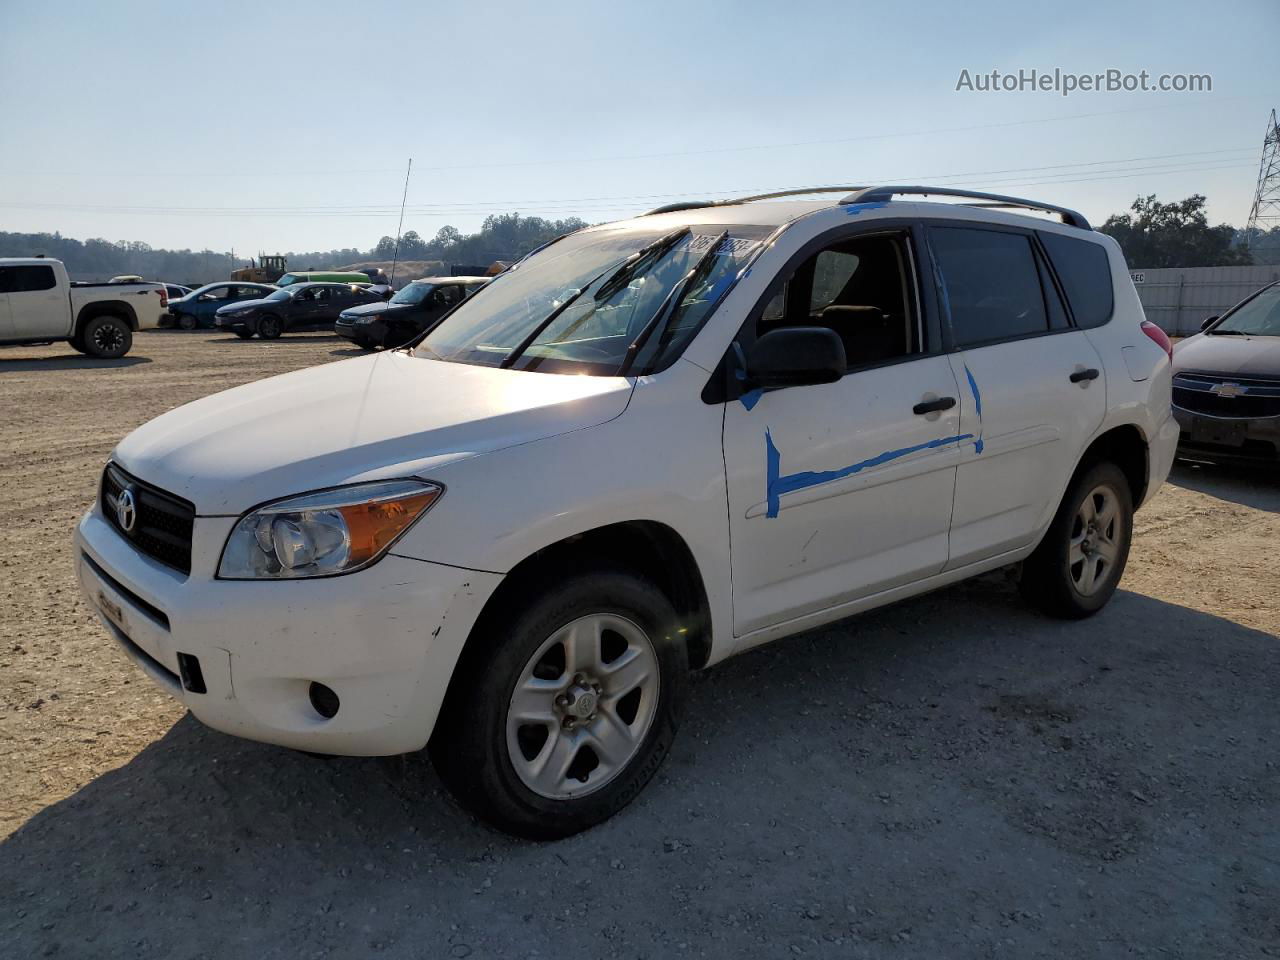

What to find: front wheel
left=431, top=570, right=689, bottom=839
left=256, top=315, right=283, bottom=339
left=177, top=313, right=197, bottom=331
left=81, top=315, right=133, bottom=359
left=233, top=329, right=255, bottom=340
left=1019, top=460, right=1133, bottom=619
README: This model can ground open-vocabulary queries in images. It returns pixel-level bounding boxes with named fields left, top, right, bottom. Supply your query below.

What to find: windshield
left=415, top=224, right=768, bottom=375
left=391, top=283, right=435, bottom=305
left=1212, top=284, right=1280, bottom=336
left=265, top=288, right=293, bottom=301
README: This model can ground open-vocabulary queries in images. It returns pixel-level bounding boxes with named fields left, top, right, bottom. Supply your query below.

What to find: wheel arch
left=1074, top=423, right=1150, bottom=506
left=75, top=300, right=139, bottom=335
left=466, top=519, right=713, bottom=672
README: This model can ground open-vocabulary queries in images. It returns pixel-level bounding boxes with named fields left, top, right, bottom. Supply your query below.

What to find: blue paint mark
left=844, top=201, right=890, bottom=217
left=963, top=364, right=985, bottom=454
left=764, top=428, right=974, bottom=518
left=740, top=389, right=763, bottom=411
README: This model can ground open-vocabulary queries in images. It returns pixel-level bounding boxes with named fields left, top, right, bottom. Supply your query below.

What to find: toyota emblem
left=117, top=487, right=138, bottom=533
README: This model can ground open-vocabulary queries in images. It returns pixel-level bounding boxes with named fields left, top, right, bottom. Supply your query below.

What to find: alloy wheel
left=1069, top=482, right=1122, bottom=596
left=505, top=613, right=660, bottom=800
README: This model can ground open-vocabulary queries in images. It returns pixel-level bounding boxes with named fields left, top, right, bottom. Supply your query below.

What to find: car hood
left=340, top=300, right=398, bottom=319
left=215, top=297, right=276, bottom=315
left=1172, top=333, right=1280, bottom=378
left=112, top=352, right=635, bottom=514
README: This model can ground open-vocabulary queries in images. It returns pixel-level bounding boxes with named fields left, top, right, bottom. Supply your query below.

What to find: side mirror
left=744, top=327, right=846, bottom=390
left=1200, top=315, right=1219, bottom=331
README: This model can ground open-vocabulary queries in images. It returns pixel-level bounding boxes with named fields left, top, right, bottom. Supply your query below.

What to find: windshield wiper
left=618, top=231, right=728, bottom=376
left=1209, top=329, right=1247, bottom=335
left=594, top=228, right=692, bottom=303
left=499, top=227, right=692, bottom=371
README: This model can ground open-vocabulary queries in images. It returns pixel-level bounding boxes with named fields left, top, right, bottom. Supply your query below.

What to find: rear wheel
left=256, top=315, right=283, bottom=339
left=431, top=570, right=689, bottom=839
left=68, top=332, right=88, bottom=354
left=1019, top=461, right=1133, bottom=619
left=177, top=313, right=197, bottom=331
left=81, top=315, right=133, bottom=359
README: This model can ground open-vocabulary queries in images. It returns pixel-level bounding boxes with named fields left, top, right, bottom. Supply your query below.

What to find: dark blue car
left=167, top=282, right=278, bottom=330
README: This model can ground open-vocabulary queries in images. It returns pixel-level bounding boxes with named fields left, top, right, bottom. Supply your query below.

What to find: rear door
left=6, top=264, right=63, bottom=338
left=926, top=223, right=1107, bottom=568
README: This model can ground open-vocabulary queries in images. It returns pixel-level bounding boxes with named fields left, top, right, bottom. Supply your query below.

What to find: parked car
left=1, top=258, right=166, bottom=357
left=335, top=276, right=487, bottom=349
left=75, top=185, right=1179, bottom=838
left=275, top=270, right=372, bottom=287
left=1171, top=280, right=1280, bottom=465
left=166, top=282, right=277, bottom=330
left=214, top=282, right=383, bottom=339
left=164, top=283, right=192, bottom=301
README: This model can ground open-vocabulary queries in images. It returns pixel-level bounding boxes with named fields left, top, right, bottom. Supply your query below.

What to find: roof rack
left=642, top=184, right=1091, bottom=230
left=840, top=185, right=1091, bottom=229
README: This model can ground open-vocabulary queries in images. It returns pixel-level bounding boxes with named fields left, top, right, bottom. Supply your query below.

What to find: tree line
left=2, top=199, right=1276, bottom=284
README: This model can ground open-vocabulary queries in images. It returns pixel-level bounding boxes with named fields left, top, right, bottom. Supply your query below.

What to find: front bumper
left=214, top=315, right=253, bottom=332
left=75, top=504, right=501, bottom=756
left=1172, top=406, right=1280, bottom=464
left=335, top=317, right=383, bottom=344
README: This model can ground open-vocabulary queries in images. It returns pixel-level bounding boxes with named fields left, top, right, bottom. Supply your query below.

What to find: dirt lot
left=1, top=332, right=1277, bottom=958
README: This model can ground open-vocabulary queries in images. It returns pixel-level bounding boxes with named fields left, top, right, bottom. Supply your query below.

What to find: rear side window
left=0, top=264, right=57, bottom=293
left=930, top=227, right=1048, bottom=347
left=1039, top=232, right=1114, bottom=328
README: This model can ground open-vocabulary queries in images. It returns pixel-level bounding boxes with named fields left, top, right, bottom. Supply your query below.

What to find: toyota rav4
left=75, top=185, right=1179, bottom=838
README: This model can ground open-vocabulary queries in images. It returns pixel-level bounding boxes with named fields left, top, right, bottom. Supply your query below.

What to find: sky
left=0, top=0, right=1276, bottom=256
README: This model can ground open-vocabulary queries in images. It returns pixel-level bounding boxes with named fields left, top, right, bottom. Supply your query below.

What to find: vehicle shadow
left=205, top=333, right=342, bottom=345
left=1169, top=460, right=1280, bottom=513
left=0, top=354, right=152, bottom=372
left=3, top=579, right=1276, bottom=957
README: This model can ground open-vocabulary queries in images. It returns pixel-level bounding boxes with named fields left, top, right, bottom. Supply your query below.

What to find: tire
left=233, top=329, right=255, bottom=340
left=68, top=332, right=88, bottom=354
left=256, top=315, right=283, bottom=339
left=177, top=313, right=197, bottom=331
left=354, top=337, right=377, bottom=351
left=430, top=569, right=690, bottom=839
left=81, top=315, right=133, bottom=359
left=1019, top=460, right=1133, bottom=619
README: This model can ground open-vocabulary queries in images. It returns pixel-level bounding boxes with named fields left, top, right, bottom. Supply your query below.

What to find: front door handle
left=1069, top=368, right=1100, bottom=383
left=913, top=396, right=956, bottom=415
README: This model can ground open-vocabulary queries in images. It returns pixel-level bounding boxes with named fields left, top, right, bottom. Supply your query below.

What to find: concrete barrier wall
left=1129, top=265, right=1280, bottom=335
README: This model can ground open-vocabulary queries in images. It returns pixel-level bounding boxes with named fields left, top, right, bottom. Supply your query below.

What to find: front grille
left=100, top=463, right=195, bottom=575
left=1173, top=374, right=1280, bottom=419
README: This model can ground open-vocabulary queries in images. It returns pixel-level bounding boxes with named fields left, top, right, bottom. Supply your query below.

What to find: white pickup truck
left=0, top=258, right=167, bottom=358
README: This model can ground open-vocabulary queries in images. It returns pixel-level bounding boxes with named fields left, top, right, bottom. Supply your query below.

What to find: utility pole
left=390, top=158, right=412, bottom=288
left=1245, top=109, right=1280, bottom=259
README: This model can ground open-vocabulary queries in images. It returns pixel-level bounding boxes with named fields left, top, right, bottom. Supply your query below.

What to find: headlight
left=217, top=479, right=442, bottom=580
left=354, top=315, right=374, bottom=324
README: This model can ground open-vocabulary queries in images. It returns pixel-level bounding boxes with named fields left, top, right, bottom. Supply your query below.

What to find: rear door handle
left=913, top=396, right=956, bottom=415
left=1069, top=368, right=1100, bottom=383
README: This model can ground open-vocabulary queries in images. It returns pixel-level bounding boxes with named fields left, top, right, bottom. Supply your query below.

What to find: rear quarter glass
left=1038, top=232, right=1114, bottom=329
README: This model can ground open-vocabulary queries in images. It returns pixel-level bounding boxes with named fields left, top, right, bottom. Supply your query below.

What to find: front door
left=721, top=226, right=966, bottom=637
left=6, top=263, right=63, bottom=338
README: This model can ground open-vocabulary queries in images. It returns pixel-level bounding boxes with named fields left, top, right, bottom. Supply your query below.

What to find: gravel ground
left=2, top=332, right=1277, bottom=958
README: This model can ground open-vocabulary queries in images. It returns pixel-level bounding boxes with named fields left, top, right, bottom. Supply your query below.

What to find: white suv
left=75, top=186, right=1179, bottom=837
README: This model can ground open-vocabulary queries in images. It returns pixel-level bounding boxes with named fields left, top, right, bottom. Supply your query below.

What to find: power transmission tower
left=1245, top=109, right=1280, bottom=257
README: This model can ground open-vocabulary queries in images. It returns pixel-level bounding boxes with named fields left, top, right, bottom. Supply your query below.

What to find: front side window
left=1212, top=283, right=1280, bottom=336
left=753, top=231, right=920, bottom=370
left=0, top=265, right=56, bottom=293
left=199, top=285, right=235, bottom=301
left=416, top=224, right=769, bottom=375
left=931, top=227, right=1049, bottom=347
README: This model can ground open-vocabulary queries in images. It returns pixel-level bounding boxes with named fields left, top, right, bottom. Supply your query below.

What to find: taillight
left=156, top=287, right=168, bottom=307
left=1140, top=320, right=1172, bottom=360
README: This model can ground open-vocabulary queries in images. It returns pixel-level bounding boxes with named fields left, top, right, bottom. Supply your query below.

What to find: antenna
left=1245, top=109, right=1280, bottom=259
left=389, top=158, right=413, bottom=288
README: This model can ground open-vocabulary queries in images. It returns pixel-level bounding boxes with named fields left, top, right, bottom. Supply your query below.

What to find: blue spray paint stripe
left=964, top=364, right=985, bottom=454
left=844, top=201, right=890, bottom=216
left=740, top=389, right=763, bottom=411
left=765, top=428, right=974, bottom=518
